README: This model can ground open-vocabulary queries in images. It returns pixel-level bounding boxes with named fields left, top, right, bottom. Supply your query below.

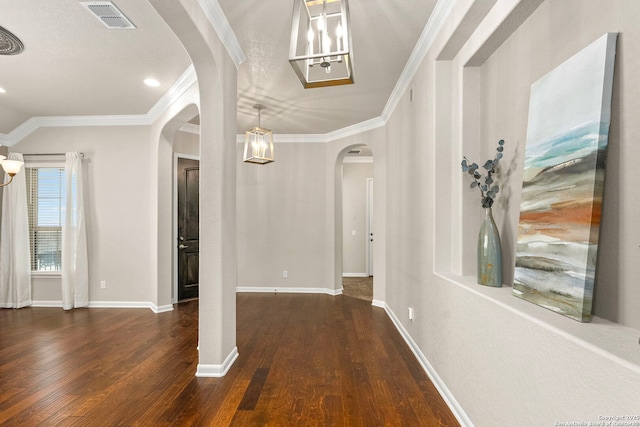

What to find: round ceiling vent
left=0, top=26, right=24, bottom=55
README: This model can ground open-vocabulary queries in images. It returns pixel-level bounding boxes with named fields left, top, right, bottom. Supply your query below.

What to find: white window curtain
left=61, top=152, right=88, bottom=310
left=0, top=153, right=32, bottom=308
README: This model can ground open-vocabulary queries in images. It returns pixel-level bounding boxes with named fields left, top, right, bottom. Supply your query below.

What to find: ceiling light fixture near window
left=80, top=1, right=136, bottom=30
left=0, top=87, right=6, bottom=94
left=243, top=104, right=274, bottom=165
left=289, top=0, right=354, bottom=88
left=144, top=78, right=160, bottom=87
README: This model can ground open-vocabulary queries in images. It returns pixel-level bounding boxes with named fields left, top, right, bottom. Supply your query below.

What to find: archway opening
left=156, top=103, right=200, bottom=307
left=337, top=144, right=374, bottom=302
left=171, top=115, right=201, bottom=303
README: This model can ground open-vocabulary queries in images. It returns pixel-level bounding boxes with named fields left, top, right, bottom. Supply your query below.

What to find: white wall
left=174, top=130, right=200, bottom=156
left=383, top=0, right=640, bottom=425
left=479, top=0, right=640, bottom=330
left=236, top=142, right=332, bottom=291
left=341, top=161, right=373, bottom=276
left=12, top=126, right=155, bottom=304
left=9, top=124, right=200, bottom=308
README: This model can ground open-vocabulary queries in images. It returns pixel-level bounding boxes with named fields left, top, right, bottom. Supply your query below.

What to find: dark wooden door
left=177, top=158, right=199, bottom=301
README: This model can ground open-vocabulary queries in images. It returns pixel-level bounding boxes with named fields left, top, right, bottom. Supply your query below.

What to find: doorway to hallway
left=176, top=157, right=200, bottom=301
left=341, top=145, right=374, bottom=302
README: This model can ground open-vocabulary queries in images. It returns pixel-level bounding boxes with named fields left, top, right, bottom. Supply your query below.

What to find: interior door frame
left=173, top=152, right=200, bottom=304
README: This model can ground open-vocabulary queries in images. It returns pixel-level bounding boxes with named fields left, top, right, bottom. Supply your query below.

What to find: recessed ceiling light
left=144, top=78, right=160, bottom=87
left=0, top=87, right=6, bottom=93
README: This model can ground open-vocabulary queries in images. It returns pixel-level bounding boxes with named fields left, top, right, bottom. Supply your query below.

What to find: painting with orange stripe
left=513, top=33, right=617, bottom=322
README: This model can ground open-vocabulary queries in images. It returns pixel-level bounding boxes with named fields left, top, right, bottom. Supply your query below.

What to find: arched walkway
left=330, top=131, right=386, bottom=307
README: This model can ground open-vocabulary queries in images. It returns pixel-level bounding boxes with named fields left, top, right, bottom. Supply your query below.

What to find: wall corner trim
left=196, top=346, right=239, bottom=377
left=384, top=302, right=474, bottom=427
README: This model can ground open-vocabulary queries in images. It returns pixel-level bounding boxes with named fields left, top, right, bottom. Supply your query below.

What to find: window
left=26, top=167, right=65, bottom=272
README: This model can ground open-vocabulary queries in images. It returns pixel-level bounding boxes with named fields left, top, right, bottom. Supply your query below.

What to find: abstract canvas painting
left=513, top=33, right=617, bottom=322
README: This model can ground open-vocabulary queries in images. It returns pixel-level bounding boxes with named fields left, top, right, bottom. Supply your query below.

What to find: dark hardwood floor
left=0, top=294, right=459, bottom=426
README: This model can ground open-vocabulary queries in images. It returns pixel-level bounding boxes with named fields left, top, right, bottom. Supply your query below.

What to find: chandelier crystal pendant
left=243, top=104, right=274, bottom=165
left=289, top=0, right=354, bottom=89
left=0, top=155, right=24, bottom=187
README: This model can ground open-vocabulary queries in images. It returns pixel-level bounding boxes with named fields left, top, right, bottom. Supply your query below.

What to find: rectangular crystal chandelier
left=289, top=0, right=354, bottom=89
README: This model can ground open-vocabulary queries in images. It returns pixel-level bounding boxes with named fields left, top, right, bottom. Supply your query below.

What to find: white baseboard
left=371, top=299, right=386, bottom=308
left=383, top=303, right=473, bottom=427
left=196, top=346, right=239, bottom=377
left=342, top=273, right=370, bottom=277
left=32, top=300, right=63, bottom=308
left=236, top=286, right=342, bottom=296
left=152, top=304, right=174, bottom=313
left=31, top=300, right=174, bottom=313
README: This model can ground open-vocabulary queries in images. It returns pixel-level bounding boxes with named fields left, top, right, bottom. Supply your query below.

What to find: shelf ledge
left=435, top=271, right=640, bottom=374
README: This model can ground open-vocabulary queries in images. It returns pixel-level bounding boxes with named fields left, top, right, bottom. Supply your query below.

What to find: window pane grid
left=26, top=167, right=65, bottom=272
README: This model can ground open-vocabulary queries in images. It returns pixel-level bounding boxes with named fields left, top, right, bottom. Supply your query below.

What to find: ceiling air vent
left=81, top=1, right=136, bottom=30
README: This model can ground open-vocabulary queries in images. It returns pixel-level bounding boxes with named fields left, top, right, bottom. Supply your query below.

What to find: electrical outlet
left=408, top=307, right=414, bottom=321
left=100, top=280, right=106, bottom=289
left=283, top=270, right=288, bottom=278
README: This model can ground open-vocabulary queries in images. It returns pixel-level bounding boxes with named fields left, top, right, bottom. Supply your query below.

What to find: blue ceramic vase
left=477, top=207, right=502, bottom=287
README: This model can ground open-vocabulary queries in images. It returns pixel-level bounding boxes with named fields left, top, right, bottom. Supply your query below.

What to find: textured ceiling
left=0, top=0, right=191, bottom=135
left=0, top=0, right=436, bottom=137
left=222, top=0, right=437, bottom=134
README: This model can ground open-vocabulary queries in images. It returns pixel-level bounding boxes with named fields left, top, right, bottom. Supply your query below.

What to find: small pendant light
left=243, top=104, right=274, bottom=165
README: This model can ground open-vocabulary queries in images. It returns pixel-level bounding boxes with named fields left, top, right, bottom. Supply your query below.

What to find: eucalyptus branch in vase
left=461, top=139, right=506, bottom=287
left=461, top=139, right=505, bottom=208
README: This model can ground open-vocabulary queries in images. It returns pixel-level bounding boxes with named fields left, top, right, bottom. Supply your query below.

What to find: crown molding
left=382, top=0, right=456, bottom=122
left=274, top=134, right=328, bottom=143
left=178, top=123, right=201, bottom=135
left=196, top=0, right=246, bottom=68
left=234, top=133, right=329, bottom=144
left=4, top=115, right=153, bottom=145
left=0, top=66, right=198, bottom=146
left=231, top=116, right=385, bottom=144
left=0, top=0, right=453, bottom=147
left=325, top=116, right=386, bottom=141
left=147, top=65, right=198, bottom=122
